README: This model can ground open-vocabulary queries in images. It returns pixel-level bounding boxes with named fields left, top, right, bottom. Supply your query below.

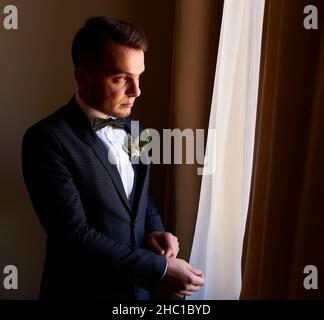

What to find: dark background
left=0, top=0, right=175, bottom=299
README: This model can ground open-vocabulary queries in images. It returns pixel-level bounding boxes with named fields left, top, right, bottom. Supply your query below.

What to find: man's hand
left=146, top=231, right=179, bottom=258
left=160, top=257, right=205, bottom=298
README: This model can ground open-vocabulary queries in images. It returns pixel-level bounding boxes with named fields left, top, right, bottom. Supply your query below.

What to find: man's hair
left=72, top=17, right=148, bottom=69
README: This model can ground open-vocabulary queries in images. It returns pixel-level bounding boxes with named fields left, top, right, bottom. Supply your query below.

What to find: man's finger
left=188, top=264, right=203, bottom=276
left=167, top=252, right=175, bottom=258
left=174, top=287, right=199, bottom=297
left=150, top=237, right=165, bottom=255
left=179, top=290, right=195, bottom=296
left=164, top=248, right=175, bottom=258
left=183, top=284, right=200, bottom=292
left=191, top=274, right=205, bottom=286
left=165, top=241, right=179, bottom=256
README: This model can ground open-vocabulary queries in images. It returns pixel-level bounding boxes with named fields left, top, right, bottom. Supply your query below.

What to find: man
left=22, top=17, right=204, bottom=300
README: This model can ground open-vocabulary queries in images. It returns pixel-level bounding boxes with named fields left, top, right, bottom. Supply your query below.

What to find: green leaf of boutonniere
left=139, top=135, right=152, bottom=148
left=123, top=130, right=152, bottom=159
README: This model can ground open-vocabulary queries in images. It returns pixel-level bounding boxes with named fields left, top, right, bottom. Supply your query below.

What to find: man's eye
left=113, top=76, right=127, bottom=83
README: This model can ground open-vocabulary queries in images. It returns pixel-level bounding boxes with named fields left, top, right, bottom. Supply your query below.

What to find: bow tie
left=92, top=117, right=126, bottom=131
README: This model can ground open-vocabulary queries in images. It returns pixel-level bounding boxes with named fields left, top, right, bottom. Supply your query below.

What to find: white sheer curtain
left=188, top=0, right=265, bottom=300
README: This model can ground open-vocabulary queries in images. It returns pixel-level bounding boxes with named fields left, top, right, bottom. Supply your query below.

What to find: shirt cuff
left=160, top=260, right=168, bottom=280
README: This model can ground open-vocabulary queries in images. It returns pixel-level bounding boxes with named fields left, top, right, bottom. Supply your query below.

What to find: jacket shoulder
left=28, top=104, right=69, bottom=131
left=23, top=97, right=78, bottom=137
left=22, top=100, right=74, bottom=151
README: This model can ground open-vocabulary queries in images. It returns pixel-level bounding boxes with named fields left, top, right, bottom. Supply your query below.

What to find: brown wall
left=0, top=0, right=175, bottom=299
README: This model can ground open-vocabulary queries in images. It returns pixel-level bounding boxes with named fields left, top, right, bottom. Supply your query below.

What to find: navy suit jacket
left=22, top=97, right=167, bottom=299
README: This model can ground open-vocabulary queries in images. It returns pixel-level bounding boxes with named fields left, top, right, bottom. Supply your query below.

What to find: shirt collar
left=75, top=94, right=116, bottom=127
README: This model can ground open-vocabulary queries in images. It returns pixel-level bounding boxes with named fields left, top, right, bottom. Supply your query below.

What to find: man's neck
left=76, top=93, right=110, bottom=126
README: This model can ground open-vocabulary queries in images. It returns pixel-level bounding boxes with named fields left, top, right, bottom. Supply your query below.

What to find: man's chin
left=118, top=108, right=132, bottom=118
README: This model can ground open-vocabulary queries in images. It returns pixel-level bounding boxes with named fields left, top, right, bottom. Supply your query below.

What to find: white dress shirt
left=76, top=94, right=134, bottom=199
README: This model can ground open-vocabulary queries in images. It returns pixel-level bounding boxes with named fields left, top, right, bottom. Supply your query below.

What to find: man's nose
left=126, top=80, right=141, bottom=98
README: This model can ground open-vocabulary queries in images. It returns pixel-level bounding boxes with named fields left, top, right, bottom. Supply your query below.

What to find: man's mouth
left=122, top=103, right=133, bottom=108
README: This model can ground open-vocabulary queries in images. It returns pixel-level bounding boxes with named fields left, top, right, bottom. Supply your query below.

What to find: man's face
left=78, top=41, right=145, bottom=118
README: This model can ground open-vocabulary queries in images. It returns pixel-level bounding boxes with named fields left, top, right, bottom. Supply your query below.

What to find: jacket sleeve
left=137, top=124, right=165, bottom=235
left=21, top=123, right=167, bottom=284
left=145, top=189, right=165, bottom=235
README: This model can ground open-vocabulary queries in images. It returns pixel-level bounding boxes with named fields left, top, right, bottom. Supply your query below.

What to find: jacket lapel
left=124, top=119, right=149, bottom=214
left=65, top=97, right=133, bottom=214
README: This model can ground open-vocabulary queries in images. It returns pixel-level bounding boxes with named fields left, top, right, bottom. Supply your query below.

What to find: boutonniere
left=123, top=129, right=152, bottom=161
